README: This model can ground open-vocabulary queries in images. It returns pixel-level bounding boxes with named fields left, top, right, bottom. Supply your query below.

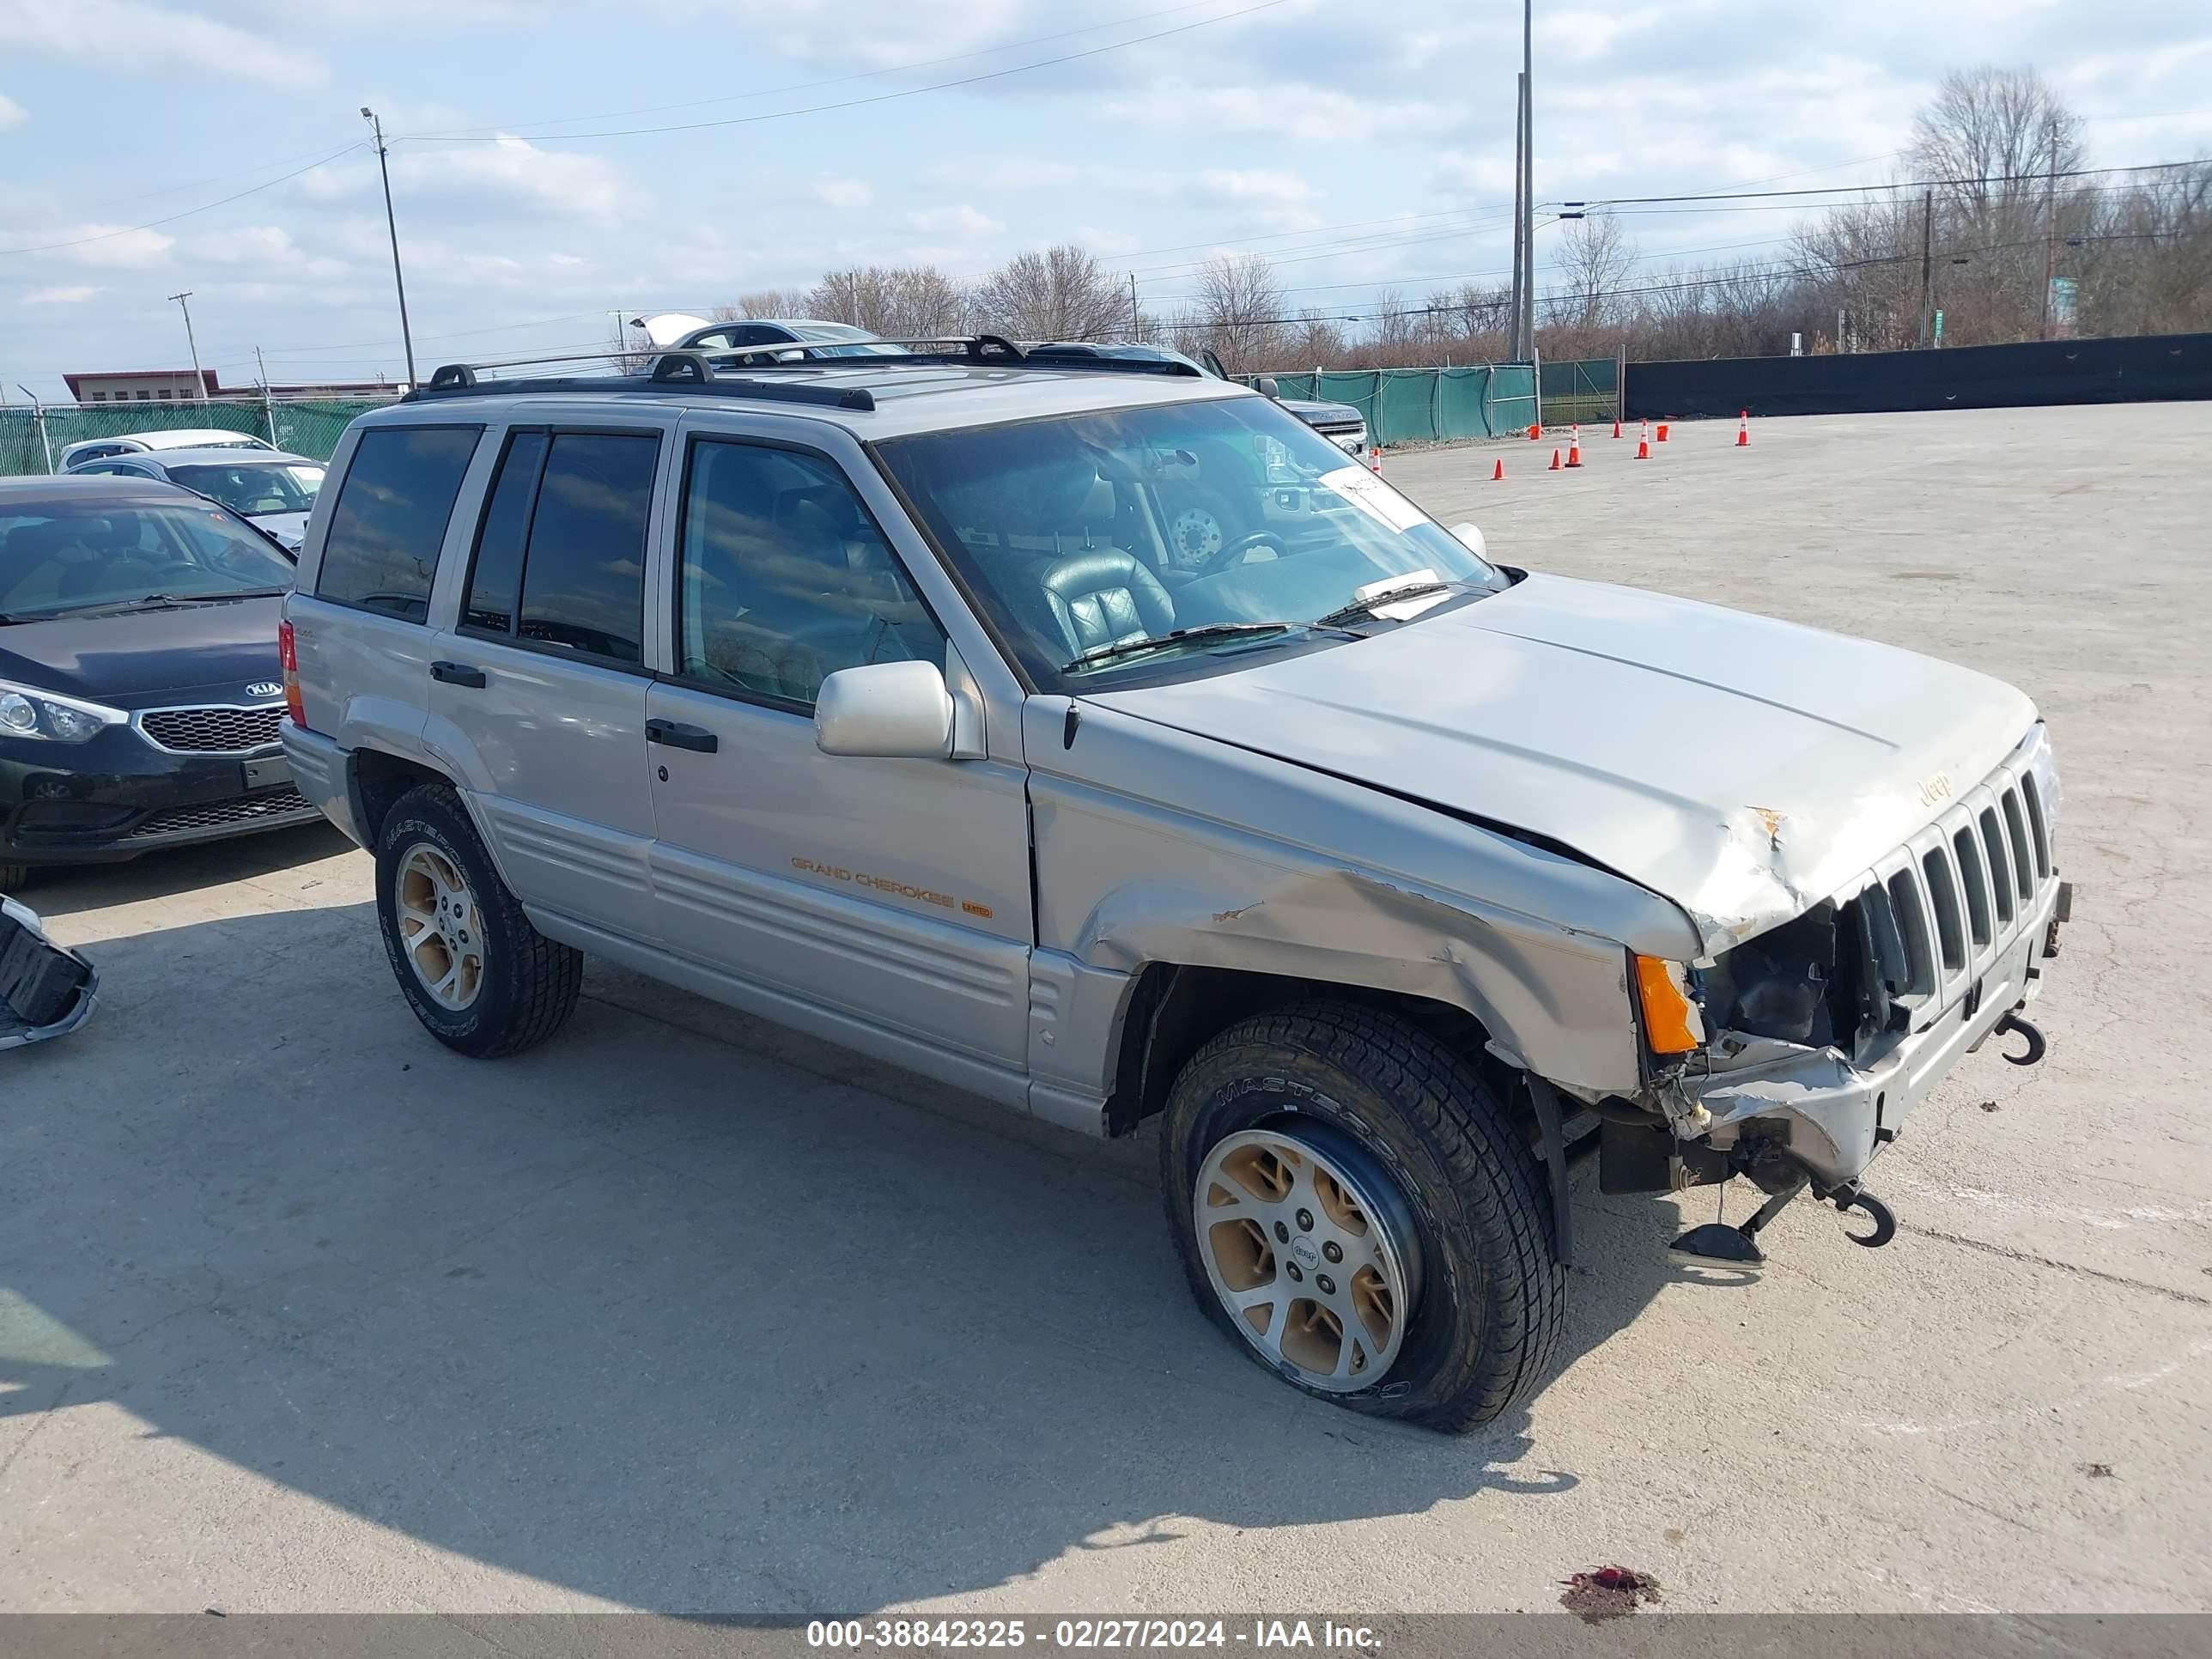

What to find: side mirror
left=1256, top=375, right=1281, bottom=400
left=1449, top=521, right=1489, bottom=562
left=814, top=660, right=956, bottom=759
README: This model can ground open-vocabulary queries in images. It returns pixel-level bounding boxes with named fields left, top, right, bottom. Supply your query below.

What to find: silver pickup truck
left=279, top=341, right=2067, bottom=1431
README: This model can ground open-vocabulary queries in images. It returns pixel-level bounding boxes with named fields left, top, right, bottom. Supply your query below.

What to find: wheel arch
left=1108, top=963, right=1575, bottom=1262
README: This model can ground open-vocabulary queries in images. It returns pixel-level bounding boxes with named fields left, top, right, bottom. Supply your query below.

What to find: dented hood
left=1086, top=573, right=2038, bottom=954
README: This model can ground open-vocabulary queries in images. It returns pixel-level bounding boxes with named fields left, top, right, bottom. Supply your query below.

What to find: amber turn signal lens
left=1632, top=955, right=1705, bottom=1054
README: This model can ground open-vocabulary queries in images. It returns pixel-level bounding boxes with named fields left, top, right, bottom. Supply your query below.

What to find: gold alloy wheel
left=1193, top=1126, right=1420, bottom=1392
left=393, top=843, right=485, bottom=1012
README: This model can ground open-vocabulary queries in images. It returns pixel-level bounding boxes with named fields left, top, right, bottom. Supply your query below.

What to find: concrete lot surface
left=3, top=403, right=2208, bottom=1614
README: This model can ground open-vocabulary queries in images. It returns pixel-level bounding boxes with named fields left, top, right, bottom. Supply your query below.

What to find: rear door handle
left=647, top=718, right=719, bottom=754
left=431, top=660, right=486, bottom=689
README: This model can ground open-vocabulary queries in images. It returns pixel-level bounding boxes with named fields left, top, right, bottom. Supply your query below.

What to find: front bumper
left=0, top=720, right=321, bottom=867
left=1687, top=875, right=2068, bottom=1188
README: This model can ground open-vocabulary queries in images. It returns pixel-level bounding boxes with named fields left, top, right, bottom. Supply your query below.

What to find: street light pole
left=167, top=290, right=204, bottom=398
left=360, top=107, right=419, bottom=387
left=1519, top=0, right=1535, bottom=362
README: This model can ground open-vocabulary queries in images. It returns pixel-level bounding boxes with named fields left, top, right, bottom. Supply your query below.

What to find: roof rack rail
left=406, top=349, right=877, bottom=411
left=692, top=332, right=1204, bottom=379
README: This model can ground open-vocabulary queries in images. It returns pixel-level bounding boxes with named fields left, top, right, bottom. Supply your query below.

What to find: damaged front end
left=1601, top=736, right=2071, bottom=1267
left=0, top=896, right=99, bottom=1052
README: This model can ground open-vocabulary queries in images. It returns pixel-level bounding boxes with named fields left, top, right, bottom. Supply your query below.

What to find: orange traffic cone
left=1548, top=447, right=1562, bottom=471
left=1611, top=419, right=1623, bottom=439
left=1656, top=422, right=1670, bottom=442
left=1565, top=443, right=1583, bottom=468
left=1527, top=423, right=1541, bottom=441
left=1369, top=446, right=1383, bottom=473
left=1635, top=439, right=1650, bottom=459
left=1735, top=410, right=1750, bottom=447
left=1492, top=458, right=1506, bottom=481
left=1639, top=418, right=1650, bottom=445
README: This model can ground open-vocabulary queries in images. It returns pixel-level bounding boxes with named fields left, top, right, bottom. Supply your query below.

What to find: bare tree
left=1911, top=65, right=2086, bottom=215
left=1194, top=253, right=1287, bottom=371
left=975, top=245, right=1126, bottom=341
left=1553, top=214, right=1637, bottom=334
left=732, top=289, right=811, bottom=319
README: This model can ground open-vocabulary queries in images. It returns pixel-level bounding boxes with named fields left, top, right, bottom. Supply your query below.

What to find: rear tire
left=0, top=863, right=30, bottom=896
left=373, top=784, right=580, bottom=1057
left=1160, top=1000, right=1565, bottom=1431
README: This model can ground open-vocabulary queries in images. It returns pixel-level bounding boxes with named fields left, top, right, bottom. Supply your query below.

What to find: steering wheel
left=1165, top=499, right=1286, bottom=575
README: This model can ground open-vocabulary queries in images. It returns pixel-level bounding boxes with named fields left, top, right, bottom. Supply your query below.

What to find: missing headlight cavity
left=1703, top=893, right=1911, bottom=1066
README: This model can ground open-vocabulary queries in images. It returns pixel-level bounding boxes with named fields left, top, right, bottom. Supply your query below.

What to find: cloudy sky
left=1, top=0, right=2208, bottom=398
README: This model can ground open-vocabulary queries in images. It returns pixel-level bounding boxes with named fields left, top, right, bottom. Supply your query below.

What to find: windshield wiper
left=1061, top=620, right=1312, bottom=673
left=1312, top=580, right=1456, bottom=630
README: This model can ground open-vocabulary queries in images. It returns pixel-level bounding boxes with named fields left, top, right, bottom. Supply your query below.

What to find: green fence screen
left=1260, top=364, right=1538, bottom=446
left=0, top=397, right=396, bottom=477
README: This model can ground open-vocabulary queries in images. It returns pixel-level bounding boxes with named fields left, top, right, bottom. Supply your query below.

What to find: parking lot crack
left=1899, top=1223, right=2212, bottom=1309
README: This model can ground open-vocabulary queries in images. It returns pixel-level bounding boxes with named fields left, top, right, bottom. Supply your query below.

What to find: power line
left=0, top=143, right=367, bottom=257
left=405, top=0, right=1235, bottom=138
left=1573, top=157, right=2205, bottom=210
left=395, top=0, right=1290, bottom=144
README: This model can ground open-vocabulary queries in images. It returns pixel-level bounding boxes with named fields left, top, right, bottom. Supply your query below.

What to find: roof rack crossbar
left=408, top=356, right=875, bottom=412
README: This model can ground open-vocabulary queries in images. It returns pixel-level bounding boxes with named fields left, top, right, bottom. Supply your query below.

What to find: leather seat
left=1040, top=548, right=1175, bottom=660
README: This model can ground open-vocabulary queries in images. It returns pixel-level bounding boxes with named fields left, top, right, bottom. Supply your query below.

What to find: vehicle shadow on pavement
left=7, top=820, right=354, bottom=921
left=1, top=901, right=1692, bottom=1612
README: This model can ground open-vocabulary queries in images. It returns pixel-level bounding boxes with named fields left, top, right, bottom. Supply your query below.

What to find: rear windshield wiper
left=1312, top=580, right=1456, bottom=629
left=1061, top=620, right=1317, bottom=673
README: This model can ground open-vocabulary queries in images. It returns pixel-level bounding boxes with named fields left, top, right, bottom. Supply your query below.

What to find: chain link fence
left=0, top=396, right=398, bottom=477
left=1539, top=357, right=1622, bottom=428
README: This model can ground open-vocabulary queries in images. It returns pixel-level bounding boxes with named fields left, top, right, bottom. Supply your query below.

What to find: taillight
left=277, top=618, right=305, bottom=727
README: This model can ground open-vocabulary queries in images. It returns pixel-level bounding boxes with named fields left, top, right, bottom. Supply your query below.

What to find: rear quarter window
left=315, top=424, right=482, bottom=622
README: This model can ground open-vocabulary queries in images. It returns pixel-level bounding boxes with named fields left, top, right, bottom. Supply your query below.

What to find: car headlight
left=0, top=681, right=127, bottom=744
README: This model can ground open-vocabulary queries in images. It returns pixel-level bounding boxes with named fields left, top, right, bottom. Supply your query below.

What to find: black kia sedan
left=0, top=475, right=321, bottom=890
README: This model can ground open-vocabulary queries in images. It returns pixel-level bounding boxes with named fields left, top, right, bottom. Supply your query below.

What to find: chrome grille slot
left=1954, top=828, right=1993, bottom=946
left=1921, top=848, right=1966, bottom=972
left=1978, top=807, right=2014, bottom=926
left=2001, top=788, right=2034, bottom=902
left=138, top=705, right=284, bottom=753
left=2021, top=773, right=2051, bottom=878
left=1885, top=870, right=1936, bottom=999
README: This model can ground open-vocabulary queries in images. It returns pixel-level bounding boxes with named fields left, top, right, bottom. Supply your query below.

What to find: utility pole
left=1917, top=190, right=1933, bottom=349
left=255, top=345, right=278, bottom=446
left=1518, top=0, right=1535, bottom=363
left=1130, top=272, right=1139, bottom=341
left=360, top=107, right=419, bottom=387
left=1508, top=70, right=1526, bottom=360
left=2039, top=112, right=2058, bottom=341
left=168, top=291, right=203, bottom=398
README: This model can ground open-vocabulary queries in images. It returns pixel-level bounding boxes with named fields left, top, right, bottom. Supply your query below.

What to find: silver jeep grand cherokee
left=279, top=341, right=2069, bottom=1431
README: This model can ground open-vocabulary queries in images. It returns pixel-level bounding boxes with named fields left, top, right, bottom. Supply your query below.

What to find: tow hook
left=1994, top=1011, right=2046, bottom=1067
left=1668, top=1162, right=1900, bottom=1269
left=1827, top=1183, right=1898, bottom=1249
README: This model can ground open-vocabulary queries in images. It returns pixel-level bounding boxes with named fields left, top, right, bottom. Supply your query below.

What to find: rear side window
left=463, top=430, right=548, bottom=634
left=459, top=429, right=658, bottom=664
left=316, top=425, right=481, bottom=622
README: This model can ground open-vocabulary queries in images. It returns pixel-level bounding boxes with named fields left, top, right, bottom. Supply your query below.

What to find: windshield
left=0, top=498, right=295, bottom=620
left=875, top=394, right=1505, bottom=689
left=167, top=460, right=324, bottom=518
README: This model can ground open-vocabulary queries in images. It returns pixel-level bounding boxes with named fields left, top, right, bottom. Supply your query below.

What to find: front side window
left=875, top=394, right=1505, bottom=690
left=0, top=497, right=295, bottom=620
left=677, top=441, right=943, bottom=706
left=167, top=461, right=324, bottom=519
left=316, top=425, right=481, bottom=622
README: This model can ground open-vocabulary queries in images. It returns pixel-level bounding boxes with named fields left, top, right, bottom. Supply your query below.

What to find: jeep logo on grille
left=246, top=682, right=284, bottom=699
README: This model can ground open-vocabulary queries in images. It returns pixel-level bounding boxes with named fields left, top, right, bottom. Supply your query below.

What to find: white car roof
left=61, top=428, right=276, bottom=457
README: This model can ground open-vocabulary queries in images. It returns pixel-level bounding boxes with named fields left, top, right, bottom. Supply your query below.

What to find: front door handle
left=431, top=660, right=486, bottom=689
left=647, top=718, right=719, bottom=754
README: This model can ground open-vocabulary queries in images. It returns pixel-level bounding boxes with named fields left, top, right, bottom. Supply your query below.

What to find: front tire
left=1160, top=1001, right=1565, bottom=1431
left=0, top=862, right=30, bottom=896
left=373, top=784, right=580, bottom=1057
